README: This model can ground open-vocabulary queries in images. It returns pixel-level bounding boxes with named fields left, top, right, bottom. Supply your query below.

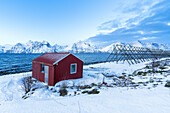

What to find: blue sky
left=0, top=0, right=119, bottom=45
left=0, top=0, right=169, bottom=45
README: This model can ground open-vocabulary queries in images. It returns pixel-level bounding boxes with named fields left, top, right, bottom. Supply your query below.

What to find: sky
left=0, top=0, right=169, bottom=46
left=0, top=0, right=121, bottom=45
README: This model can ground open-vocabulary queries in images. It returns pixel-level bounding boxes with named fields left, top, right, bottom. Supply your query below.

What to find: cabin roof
left=32, top=52, right=70, bottom=65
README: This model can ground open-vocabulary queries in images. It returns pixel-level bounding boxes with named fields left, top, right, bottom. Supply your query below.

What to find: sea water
left=0, top=53, right=110, bottom=75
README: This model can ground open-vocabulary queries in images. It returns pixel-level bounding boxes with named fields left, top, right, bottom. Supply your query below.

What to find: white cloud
left=136, top=31, right=161, bottom=35
left=139, top=37, right=157, bottom=40
left=98, top=0, right=163, bottom=35
left=138, top=31, right=145, bottom=35
left=151, top=31, right=161, bottom=33
left=99, top=28, right=118, bottom=35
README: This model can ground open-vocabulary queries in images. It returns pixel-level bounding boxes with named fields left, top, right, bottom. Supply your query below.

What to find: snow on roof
left=32, top=52, right=70, bottom=65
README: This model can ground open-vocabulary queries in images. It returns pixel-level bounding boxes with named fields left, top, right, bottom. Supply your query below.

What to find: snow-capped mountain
left=131, top=41, right=170, bottom=50
left=101, top=40, right=170, bottom=53
left=24, top=40, right=55, bottom=53
left=64, top=41, right=99, bottom=53
left=100, top=42, right=126, bottom=53
left=0, top=44, right=13, bottom=53
left=1, top=40, right=99, bottom=53
left=0, top=40, right=169, bottom=53
left=53, top=44, right=68, bottom=52
left=9, top=43, right=26, bottom=53
left=0, top=45, right=5, bottom=53
left=7, top=40, right=56, bottom=53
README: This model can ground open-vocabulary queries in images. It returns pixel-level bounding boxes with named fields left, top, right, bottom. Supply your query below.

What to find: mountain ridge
left=0, top=40, right=169, bottom=53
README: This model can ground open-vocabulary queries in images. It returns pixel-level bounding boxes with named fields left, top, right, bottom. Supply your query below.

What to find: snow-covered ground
left=0, top=59, right=169, bottom=113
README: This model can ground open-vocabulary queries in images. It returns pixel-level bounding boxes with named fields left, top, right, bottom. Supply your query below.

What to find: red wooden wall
left=54, top=54, right=83, bottom=84
left=32, top=61, right=54, bottom=85
left=32, top=62, right=44, bottom=82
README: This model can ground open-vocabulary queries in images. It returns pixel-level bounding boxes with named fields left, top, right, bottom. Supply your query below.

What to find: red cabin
left=32, top=52, right=83, bottom=86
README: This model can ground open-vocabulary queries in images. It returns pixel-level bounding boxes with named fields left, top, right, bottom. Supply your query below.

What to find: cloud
left=98, top=28, right=118, bottom=35
left=139, top=37, right=157, bottom=40
left=138, top=30, right=161, bottom=35
left=138, top=31, right=145, bottom=35
left=150, top=31, right=162, bottom=33
left=98, top=0, right=164, bottom=35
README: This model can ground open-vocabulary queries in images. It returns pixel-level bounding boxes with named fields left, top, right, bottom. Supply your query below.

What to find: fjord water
left=0, top=53, right=110, bottom=75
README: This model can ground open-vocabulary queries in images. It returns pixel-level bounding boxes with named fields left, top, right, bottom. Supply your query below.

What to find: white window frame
left=70, top=63, right=77, bottom=74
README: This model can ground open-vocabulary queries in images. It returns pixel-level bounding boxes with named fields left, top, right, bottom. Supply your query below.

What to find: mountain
left=7, top=40, right=55, bottom=53
left=0, top=44, right=13, bottom=53
left=53, top=44, right=68, bottom=52
left=1, top=40, right=98, bottom=53
left=131, top=41, right=170, bottom=50
left=0, top=40, right=169, bottom=53
left=100, top=42, right=126, bottom=53
left=0, top=45, right=5, bottom=53
left=24, top=40, right=55, bottom=53
left=8, top=43, right=26, bottom=53
left=64, top=41, right=99, bottom=53
left=101, top=40, right=170, bottom=53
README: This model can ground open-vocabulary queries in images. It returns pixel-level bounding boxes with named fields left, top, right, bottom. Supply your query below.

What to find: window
left=70, top=63, right=77, bottom=74
left=41, top=64, right=44, bottom=73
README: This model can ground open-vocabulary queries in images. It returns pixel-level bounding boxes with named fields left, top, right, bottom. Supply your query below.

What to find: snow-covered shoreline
left=0, top=59, right=169, bottom=113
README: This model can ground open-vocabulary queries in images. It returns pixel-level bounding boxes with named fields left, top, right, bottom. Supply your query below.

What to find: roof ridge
left=44, top=52, right=70, bottom=54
